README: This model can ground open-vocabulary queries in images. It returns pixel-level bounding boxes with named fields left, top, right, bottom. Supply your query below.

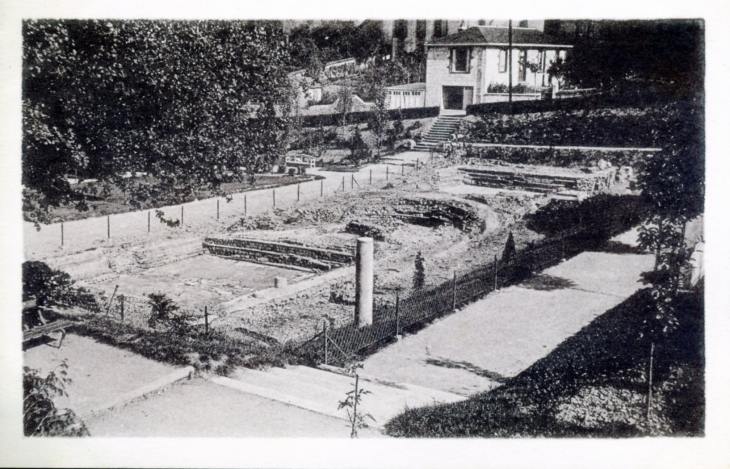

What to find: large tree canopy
left=550, top=20, right=704, bottom=97
left=23, top=20, right=294, bottom=224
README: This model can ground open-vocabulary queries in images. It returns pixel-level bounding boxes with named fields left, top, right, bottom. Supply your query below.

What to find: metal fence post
left=452, top=271, right=457, bottom=311
left=204, top=305, right=209, bottom=334
left=342, top=175, right=345, bottom=191
left=120, top=295, right=125, bottom=322
left=107, top=215, right=110, bottom=239
left=402, top=163, right=404, bottom=175
left=181, top=205, right=184, bottom=226
left=417, top=158, right=419, bottom=170
left=148, top=211, right=151, bottom=233
left=323, top=321, right=328, bottom=365
left=217, top=199, right=220, bottom=220
left=273, top=189, right=276, bottom=207
left=494, top=254, right=499, bottom=291
left=244, top=194, right=247, bottom=216
left=320, top=179, right=323, bottom=196
left=61, top=222, right=64, bottom=247
left=351, top=173, right=354, bottom=189
left=297, top=183, right=300, bottom=202
left=395, top=293, right=400, bottom=337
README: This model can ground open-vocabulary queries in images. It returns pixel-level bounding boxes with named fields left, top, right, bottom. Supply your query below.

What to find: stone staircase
left=414, top=115, right=464, bottom=152
left=211, top=365, right=464, bottom=429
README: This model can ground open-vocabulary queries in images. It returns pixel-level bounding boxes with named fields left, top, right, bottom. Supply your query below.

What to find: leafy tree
left=367, top=80, right=390, bottom=159
left=634, top=97, right=704, bottom=424
left=22, top=261, right=102, bottom=313
left=23, top=20, right=293, bottom=225
left=348, top=125, right=370, bottom=165
left=385, top=111, right=406, bottom=152
left=413, top=251, right=426, bottom=290
left=553, top=20, right=703, bottom=97
left=24, top=361, right=89, bottom=436
left=335, top=79, right=354, bottom=128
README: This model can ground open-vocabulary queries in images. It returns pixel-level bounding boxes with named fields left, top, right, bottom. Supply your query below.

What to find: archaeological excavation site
left=34, top=153, right=636, bottom=352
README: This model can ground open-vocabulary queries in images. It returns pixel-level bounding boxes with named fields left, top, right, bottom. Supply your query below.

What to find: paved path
left=24, top=156, right=431, bottom=261
left=361, top=234, right=654, bottom=396
left=84, top=377, right=386, bottom=438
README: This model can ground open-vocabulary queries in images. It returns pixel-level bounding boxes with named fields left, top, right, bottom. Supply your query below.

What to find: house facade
left=425, top=26, right=572, bottom=110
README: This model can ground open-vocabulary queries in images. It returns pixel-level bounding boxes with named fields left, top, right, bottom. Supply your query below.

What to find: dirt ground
left=84, top=377, right=384, bottom=438
left=90, top=254, right=309, bottom=312
left=23, top=334, right=179, bottom=417
left=31, top=158, right=573, bottom=347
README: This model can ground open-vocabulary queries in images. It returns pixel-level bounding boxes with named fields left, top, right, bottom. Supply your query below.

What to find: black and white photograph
left=1, top=1, right=729, bottom=468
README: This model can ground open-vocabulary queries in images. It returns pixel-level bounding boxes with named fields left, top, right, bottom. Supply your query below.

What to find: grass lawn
left=384, top=284, right=704, bottom=437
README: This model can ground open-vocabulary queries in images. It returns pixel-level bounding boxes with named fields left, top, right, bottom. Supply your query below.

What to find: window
left=452, top=48, right=469, bottom=73
left=518, top=50, right=527, bottom=81
left=433, top=20, right=446, bottom=38
left=498, top=49, right=508, bottom=73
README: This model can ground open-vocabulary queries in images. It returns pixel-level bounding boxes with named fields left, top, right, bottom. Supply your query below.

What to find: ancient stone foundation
left=459, top=164, right=616, bottom=195
left=203, top=236, right=355, bottom=272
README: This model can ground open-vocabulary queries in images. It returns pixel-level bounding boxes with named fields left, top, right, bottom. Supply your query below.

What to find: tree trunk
left=647, top=341, right=654, bottom=422
left=654, top=218, right=664, bottom=271
left=674, top=218, right=688, bottom=295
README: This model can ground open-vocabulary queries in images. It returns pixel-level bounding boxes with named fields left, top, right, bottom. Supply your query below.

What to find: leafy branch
left=337, top=362, right=375, bottom=438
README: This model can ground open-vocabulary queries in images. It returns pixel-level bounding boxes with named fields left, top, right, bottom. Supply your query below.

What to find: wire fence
left=60, top=285, right=224, bottom=333
left=292, top=226, right=600, bottom=366
left=26, top=159, right=435, bottom=258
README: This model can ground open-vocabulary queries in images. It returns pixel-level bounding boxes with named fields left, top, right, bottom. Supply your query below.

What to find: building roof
left=385, top=82, right=427, bottom=91
left=427, top=26, right=572, bottom=48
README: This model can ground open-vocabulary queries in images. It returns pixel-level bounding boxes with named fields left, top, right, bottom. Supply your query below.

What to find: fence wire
left=294, top=228, right=600, bottom=366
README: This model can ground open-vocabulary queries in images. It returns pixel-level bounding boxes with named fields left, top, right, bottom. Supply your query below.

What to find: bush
left=413, top=252, right=426, bottom=291
left=462, top=100, right=699, bottom=148
left=525, top=194, right=651, bottom=240
left=296, top=107, right=439, bottom=128
left=24, top=361, right=89, bottom=436
left=22, top=261, right=104, bottom=313
left=461, top=145, right=646, bottom=168
left=74, top=316, right=290, bottom=376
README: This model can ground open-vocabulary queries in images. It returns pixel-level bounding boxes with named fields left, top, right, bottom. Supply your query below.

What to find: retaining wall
left=203, top=237, right=355, bottom=272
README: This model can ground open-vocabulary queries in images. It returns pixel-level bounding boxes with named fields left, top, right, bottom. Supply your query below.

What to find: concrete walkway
left=361, top=234, right=654, bottom=396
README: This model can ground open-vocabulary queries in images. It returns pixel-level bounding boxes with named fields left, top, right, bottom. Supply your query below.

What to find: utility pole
left=508, top=19, right=513, bottom=115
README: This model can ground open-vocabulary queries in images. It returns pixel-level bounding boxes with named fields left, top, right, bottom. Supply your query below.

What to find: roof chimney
left=458, top=20, right=467, bottom=31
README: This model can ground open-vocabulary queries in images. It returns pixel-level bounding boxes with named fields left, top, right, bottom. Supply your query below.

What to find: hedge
left=298, top=106, right=439, bottom=128
left=461, top=99, right=701, bottom=148
left=465, top=91, right=693, bottom=116
left=461, top=145, right=648, bottom=168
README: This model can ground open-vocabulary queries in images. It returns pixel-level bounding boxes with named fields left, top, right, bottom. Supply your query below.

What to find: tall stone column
left=355, top=237, right=374, bottom=328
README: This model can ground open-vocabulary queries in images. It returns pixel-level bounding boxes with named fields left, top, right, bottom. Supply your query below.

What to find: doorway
left=442, top=86, right=474, bottom=110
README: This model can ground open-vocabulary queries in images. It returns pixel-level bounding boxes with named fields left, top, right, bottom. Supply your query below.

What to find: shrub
left=413, top=251, right=426, bottom=291
left=502, top=231, right=516, bottom=264
left=24, top=361, right=89, bottom=436
left=22, top=261, right=103, bottom=313
left=74, top=316, right=289, bottom=375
